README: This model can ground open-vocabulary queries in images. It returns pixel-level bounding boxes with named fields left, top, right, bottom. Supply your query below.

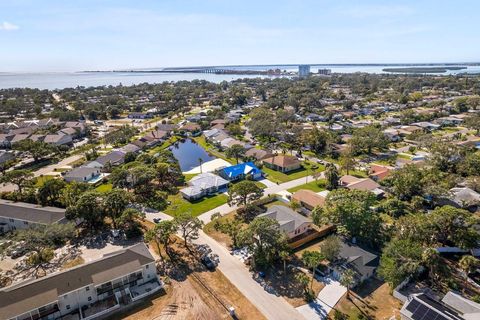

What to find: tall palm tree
left=302, top=250, right=324, bottom=292
left=279, top=250, right=290, bottom=280
left=340, top=269, right=356, bottom=300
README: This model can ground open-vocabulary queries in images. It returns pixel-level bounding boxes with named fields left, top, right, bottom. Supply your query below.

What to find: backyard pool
left=169, top=139, right=215, bottom=171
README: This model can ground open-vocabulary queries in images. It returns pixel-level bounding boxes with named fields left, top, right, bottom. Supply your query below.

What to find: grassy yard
left=35, top=175, right=55, bottom=187
left=165, top=193, right=229, bottom=217
left=262, top=162, right=325, bottom=184
left=287, top=179, right=326, bottom=193
left=95, top=183, right=113, bottom=193
left=331, top=279, right=401, bottom=320
left=183, top=173, right=198, bottom=181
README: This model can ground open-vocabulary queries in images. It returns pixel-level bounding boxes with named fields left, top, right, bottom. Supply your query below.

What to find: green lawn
left=35, top=175, right=55, bottom=187
left=287, top=179, right=326, bottom=193
left=183, top=173, right=198, bottom=181
left=165, top=193, right=229, bottom=217
left=262, top=162, right=325, bottom=184
left=95, top=183, right=113, bottom=193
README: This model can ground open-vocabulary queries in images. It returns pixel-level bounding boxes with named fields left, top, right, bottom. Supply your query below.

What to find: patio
left=130, top=279, right=163, bottom=301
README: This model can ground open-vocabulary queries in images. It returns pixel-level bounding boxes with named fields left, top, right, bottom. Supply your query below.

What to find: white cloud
left=0, top=21, right=19, bottom=31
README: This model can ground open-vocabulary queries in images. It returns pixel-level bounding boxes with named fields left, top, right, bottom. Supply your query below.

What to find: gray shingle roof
left=258, top=205, right=311, bottom=234
left=0, top=199, right=66, bottom=224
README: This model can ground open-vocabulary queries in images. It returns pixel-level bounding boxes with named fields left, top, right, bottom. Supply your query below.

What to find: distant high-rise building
left=298, top=65, right=310, bottom=77
left=318, top=68, right=332, bottom=75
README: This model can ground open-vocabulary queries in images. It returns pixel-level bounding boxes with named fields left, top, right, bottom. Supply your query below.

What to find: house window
left=66, top=305, right=70, bottom=310
left=9, top=219, right=14, bottom=223
left=24, top=221, right=28, bottom=225
left=146, top=264, right=149, bottom=269
left=86, top=286, right=90, bottom=291
left=88, top=296, right=92, bottom=301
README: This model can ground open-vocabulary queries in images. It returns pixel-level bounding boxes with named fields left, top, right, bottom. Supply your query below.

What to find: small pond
left=169, top=139, right=215, bottom=172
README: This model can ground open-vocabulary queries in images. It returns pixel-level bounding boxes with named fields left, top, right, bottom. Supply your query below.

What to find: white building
left=0, top=243, right=162, bottom=320
left=0, top=199, right=68, bottom=233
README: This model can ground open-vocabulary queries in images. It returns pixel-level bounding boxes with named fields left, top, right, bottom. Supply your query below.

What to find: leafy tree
left=377, top=197, right=411, bottom=218
left=174, top=211, right=203, bottom=249
left=225, top=144, right=246, bottom=164
left=13, top=140, right=56, bottom=162
left=228, top=180, right=264, bottom=206
left=295, top=272, right=311, bottom=298
left=117, top=208, right=145, bottom=238
left=382, top=165, right=424, bottom=200
left=459, top=255, right=479, bottom=288
left=238, top=216, right=288, bottom=268
left=218, top=218, right=244, bottom=248
left=61, top=181, right=90, bottom=207
left=248, top=108, right=277, bottom=141
left=0, top=170, right=34, bottom=194
left=339, top=269, right=356, bottom=299
left=301, top=127, right=331, bottom=154
left=319, top=235, right=341, bottom=262
left=324, top=163, right=339, bottom=190
left=428, top=142, right=464, bottom=173
left=378, top=238, right=423, bottom=287
left=349, top=125, right=388, bottom=155
left=321, top=189, right=382, bottom=246
left=302, top=250, right=324, bottom=292
left=226, top=123, right=243, bottom=136
left=37, top=178, right=66, bottom=207
left=104, top=189, right=132, bottom=229
left=458, top=153, right=480, bottom=177
left=464, top=114, right=480, bottom=134
left=339, top=152, right=356, bottom=175
left=65, top=190, right=104, bottom=231
left=422, top=248, right=441, bottom=283
left=146, top=220, right=177, bottom=259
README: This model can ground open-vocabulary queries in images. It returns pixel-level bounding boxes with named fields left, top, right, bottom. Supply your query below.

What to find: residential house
left=128, top=112, right=154, bottom=119
left=218, top=162, right=263, bottom=181
left=156, top=124, right=177, bottom=133
left=258, top=205, right=313, bottom=239
left=369, top=164, right=393, bottom=181
left=400, top=291, right=480, bottom=320
left=43, top=134, right=73, bottom=146
left=10, top=134, right=30, bottom=145
left=340, top=175, right=384, bottom=197
left=291, top=189, right=327, bottom=211
left=383, top=128, right=402, bottom=142
left=180, top=173, right=229, bottom=201
left=0, top=150, right=14, bottom=164
left=0, top=199, right=69, bottom=233
left=64, top=167, right=102, bottom=184
left=85, top=151, right=126, bottom=169
left=245, top=148, right=273, bottom=161
left=0, top=134, right=14, bottom=148
left=439, top=187, right=480, bottom=212
left=436, top=116, right=464, bottom=126
left=262, top=155, right=302, bottom=173
left=331, top=241, right=379, bottom=287
left=119, top=143, right=141, bottom=154
left=0, top=243, right=162, bottom=320
left=180, top=122, right=201, bottom=136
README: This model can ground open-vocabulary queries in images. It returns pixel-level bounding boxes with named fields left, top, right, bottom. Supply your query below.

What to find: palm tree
left=459, top=255, right=479, bottom=290
left=302, top=250, right=324, bottom=292
left=422, top=248, right=440, bottom=283
left=340, top=269, right=356, bottom=300
left=198, top=158, right=203, bottom=173
left=279, top=250, right=290, bottom=280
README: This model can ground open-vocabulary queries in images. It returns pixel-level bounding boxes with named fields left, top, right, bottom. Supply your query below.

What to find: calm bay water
left=1, top=65, right=479, bottom=90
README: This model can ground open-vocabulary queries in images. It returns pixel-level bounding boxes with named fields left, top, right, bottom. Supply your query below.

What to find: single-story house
left=180, top=122, right=201, bottom=135
left=156, top=123, right=177, bottom=132
left=291, top=189, right=326, bottom=211
left=262, top=155, right=302, bottom=173
left=180, top=173, right=229, bottom=201
left=245, top=148, right=273, bottom=161
left=439, top=187, right=480, bottom=212
left=43, top=134, right=73, bottom=146
left=119, top=143, right=141, bottom=154
left=0, top=150, right=14, bottom=164
left=128, top=112, right=154, bottom=119
left=331, top=241, right=379, bottom=287
left=258, top=205, right=313, bottom=240
left=0, top=134, right=14, bottom=148
left=369, top=164, right=393, bottom=181
left=85, top=151, right=126, bottom=169
left=10, top=134, right=31, bottom=144
left=0, top=199, right=69, bottom=233
left=64, top=167, right=102, bottom=184
left=0, top=243, right=162, bottom=320
left=218, top=162, right=263, bottom=181
left=340, top=175, right=384, bottom=197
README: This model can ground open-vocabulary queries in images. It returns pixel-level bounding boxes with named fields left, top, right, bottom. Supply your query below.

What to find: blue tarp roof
left=221, top=162, right=262, bottom=179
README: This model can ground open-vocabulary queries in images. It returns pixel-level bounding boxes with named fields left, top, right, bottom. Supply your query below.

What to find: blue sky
left=0, top=0, right=478, bottom=72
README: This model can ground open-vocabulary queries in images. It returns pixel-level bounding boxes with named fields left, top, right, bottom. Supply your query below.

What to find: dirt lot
left=329, top=278, right=402, bottom=320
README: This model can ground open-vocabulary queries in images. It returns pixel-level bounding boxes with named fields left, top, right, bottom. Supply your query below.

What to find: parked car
left=153, top=218, right=162, bottom=224
left=201, top=255, right=216, bottom=271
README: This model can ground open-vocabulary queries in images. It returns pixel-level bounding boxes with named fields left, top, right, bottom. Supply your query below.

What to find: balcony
left=80, top=296, right=119, bottom=320
left=130, top=279, right=163, bottom=301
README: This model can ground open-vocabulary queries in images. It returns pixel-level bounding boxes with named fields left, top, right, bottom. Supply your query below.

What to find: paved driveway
left=296, top=277, right=347, bottom=320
